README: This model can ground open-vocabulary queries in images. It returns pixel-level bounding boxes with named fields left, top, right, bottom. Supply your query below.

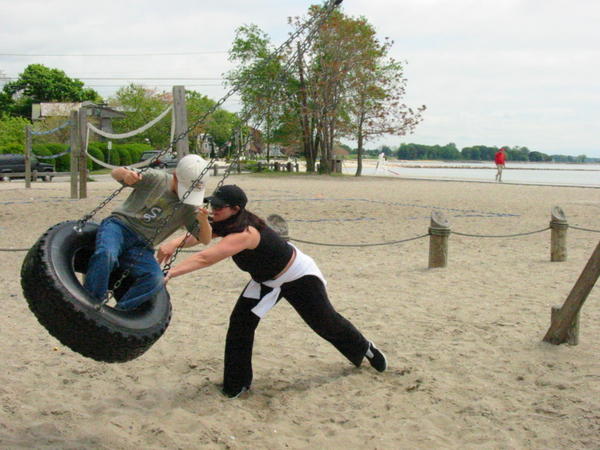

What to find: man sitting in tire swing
left=84, top=154, right=213, bottom=310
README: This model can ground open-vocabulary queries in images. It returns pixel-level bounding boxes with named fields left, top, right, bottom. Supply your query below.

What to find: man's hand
left=122, top=169, right=142, bottom=186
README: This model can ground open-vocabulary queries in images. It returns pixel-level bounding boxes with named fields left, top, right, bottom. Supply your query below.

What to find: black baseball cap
left=205, top=184, right=248, bottom=209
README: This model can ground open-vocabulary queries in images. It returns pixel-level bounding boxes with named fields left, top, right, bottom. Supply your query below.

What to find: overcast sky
left=1, top=0, right=599, bottom=156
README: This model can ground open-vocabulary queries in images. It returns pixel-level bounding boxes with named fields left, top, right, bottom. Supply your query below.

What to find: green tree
left=186, top=90, right=240, bottom=152
left=340, top=15, right=425, bottom=175
left=1, top=64, right=101, bottom=118
left=227, top=24, right=288, bottom=161
left=108, top=84, right=172, bottom=148
left=0, top=113, right=29, bottom=152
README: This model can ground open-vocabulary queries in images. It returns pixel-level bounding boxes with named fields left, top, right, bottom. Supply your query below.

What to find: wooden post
left=295, top=162, right=299, bottom=172
left=213, top=164, right=219, bottom=176
left=543, top=240, right=600, bottom=345
left=257, top=162, right=263, bottom=172
left=428, top=210, right=450, bottom=268
left=69, top=110, right=79, bottom=199
left=172, top=86, right=189, bottom=159
left=25, top=125, right=32, bottom=188
left=550, top=206, right=568, bottom=262
left=266, top=214, right=289, bottom=241
left=78, top=108, right=88, bottom=199
left=286, top=162, right=293, bottom=172
left=550, top=306, right=579, bottom=345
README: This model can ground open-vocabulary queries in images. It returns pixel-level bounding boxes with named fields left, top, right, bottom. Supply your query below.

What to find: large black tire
left=20, top=220, right=172, bottom=363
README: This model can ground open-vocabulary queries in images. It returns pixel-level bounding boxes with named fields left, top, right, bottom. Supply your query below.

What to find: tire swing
left=20, top=150, right=219, bottom=363
left=21, top=220, right=172, bottom=363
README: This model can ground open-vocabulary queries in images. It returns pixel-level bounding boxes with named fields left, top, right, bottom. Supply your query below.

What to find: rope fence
left=35, top=148, right=72, bottom=159
left=30, top=120, right=72, bottom=136
left=1, top=207, right=597, bottom=253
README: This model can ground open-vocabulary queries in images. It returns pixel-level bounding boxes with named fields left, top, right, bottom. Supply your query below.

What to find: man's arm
left=111, top=167, right=142, bottom=186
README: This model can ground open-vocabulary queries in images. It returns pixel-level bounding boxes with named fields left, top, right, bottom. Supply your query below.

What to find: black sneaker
left=221, top=385, right=250, bottom=399
left=365, top=342, right=387, bottom=372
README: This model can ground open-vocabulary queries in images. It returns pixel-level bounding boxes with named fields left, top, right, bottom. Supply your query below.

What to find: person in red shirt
left=494, top=147, right=507, bottom=182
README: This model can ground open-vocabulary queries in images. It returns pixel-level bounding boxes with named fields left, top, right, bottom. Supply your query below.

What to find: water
left=342, top=162, right=600, bottom=187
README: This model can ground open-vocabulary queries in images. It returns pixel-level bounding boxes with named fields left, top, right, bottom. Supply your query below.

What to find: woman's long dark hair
left=211, top=208, right=266, bottom=237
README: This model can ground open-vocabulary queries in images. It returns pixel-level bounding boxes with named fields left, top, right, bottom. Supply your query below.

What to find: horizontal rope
left=83, top=147, right=155, bottom=170
left=35, top=148, right=71, bottom=159
left=289, top=233, right=429, bottom=248
left=0, top=247, right=29, bottom=252
left=83, top=128, right=167, bottom=170
left=87, top=105, right=172, bottom=139
left=31, top=120, right=71, bottom=136
left=571, top=225, right=600, bottom=233
left=452, top=227, right=550, bottom=238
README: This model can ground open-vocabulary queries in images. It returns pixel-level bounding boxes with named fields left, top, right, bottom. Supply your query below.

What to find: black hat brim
left=205, top=196, right=227, bottom=208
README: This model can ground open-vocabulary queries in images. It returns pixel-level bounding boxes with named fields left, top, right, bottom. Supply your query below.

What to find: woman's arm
left=195, top=207, right=212, bottom=245
left=157, top=233, right=201, bottom=264
left=157, top=208, right=212, bottom=263
left=165, top=229, right=257, bottom=281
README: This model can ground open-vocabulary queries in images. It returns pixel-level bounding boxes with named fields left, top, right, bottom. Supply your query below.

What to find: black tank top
left=232, top=226, right=293, bottom=282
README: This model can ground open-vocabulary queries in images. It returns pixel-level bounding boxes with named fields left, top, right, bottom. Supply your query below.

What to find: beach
left=1, top=173, right=600, bottom=449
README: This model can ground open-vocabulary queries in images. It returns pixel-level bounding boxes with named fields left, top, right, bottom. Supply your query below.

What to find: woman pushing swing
left=160, top=184, right=387, bottom=398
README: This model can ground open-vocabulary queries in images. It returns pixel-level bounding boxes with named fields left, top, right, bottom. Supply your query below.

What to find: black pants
left=223, top=275, right=370, bottom=392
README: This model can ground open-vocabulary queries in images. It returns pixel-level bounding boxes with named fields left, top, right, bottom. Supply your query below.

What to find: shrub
left=86, top=147, right=103, bottom=171
left=1, top=143, right=24, bottom=154
left=117, top=148, right=132, bottom=166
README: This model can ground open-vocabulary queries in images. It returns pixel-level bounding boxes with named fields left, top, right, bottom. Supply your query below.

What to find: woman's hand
left=196, top=206, right=210, bottom=223
left=163, top=270, right=173, bottom=285
left=157, top=241, right=177, bottom=264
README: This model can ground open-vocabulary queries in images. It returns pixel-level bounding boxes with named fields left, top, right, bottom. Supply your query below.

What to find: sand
left=1, top=172, right=599, bottom=449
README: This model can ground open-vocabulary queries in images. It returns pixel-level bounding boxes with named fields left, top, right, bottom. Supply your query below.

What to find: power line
left=5, top=76, right=224, bottom=81
left=0, top=51, right=228, bottom=57
left=87, top=84, right=224, bottom=88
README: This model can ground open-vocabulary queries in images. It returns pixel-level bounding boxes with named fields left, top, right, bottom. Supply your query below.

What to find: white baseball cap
left=175, top=154, right=210, bottom=206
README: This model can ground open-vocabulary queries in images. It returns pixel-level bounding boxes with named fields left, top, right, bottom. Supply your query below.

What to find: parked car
left=0, top=153, right=54, bottom=182
left=139, top=150, right=178, bottom=169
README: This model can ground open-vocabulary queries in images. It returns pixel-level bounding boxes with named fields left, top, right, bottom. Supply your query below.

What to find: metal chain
left=160, top=4, right=338, bottom=273
left=451, top=227, right=550, bottom=238
left=59, top=1, right=342, bottom=303
left=76, top=1, right=339, bottom=227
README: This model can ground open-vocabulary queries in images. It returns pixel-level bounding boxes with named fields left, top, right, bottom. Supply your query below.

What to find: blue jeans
left=83, top=217, right=164, bottom=310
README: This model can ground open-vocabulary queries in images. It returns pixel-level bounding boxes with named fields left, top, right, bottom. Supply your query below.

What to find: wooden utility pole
left=69, top=110, right=79, bottom=199
left=172, top=86, right=189, bottom=159
left=25, top=125, right=32, bottom=188
left=78, top=108, right=88, bottom=199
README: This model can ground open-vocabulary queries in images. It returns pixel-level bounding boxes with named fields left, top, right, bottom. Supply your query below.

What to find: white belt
left=243, top=244, right=326, bottom=318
